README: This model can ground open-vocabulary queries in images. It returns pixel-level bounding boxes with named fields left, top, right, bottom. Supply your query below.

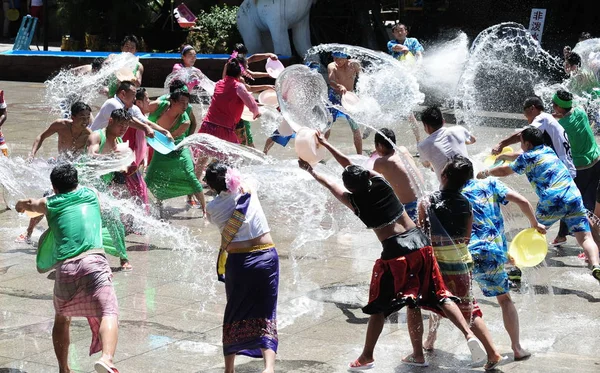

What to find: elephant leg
left=237, top=4, right=265, bottom=54
left=292, top=14, right=312, bottom=58
left=268, top=21, right=292, bottom=56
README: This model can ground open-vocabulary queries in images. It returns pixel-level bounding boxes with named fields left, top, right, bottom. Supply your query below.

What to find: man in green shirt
left=15, top=164, right=121, bottom=373
left=552, top=89, right=600, bottom=245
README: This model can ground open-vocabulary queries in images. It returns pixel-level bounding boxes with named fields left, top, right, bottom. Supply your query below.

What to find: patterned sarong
left=53, top=254, right=118, bottom=355
left=223, top=245, right=279, bottom=357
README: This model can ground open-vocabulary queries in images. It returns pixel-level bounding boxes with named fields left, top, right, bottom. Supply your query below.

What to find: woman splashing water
left=204, top=161, right=279, bottom=373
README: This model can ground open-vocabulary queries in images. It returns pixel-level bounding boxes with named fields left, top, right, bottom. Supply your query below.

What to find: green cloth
left=101, top=209, right=128, bottom=260
left=37, top=187, right=103, bottom=272
left=158, top=95, right=193, bottom=136
left=96, top=129, right=123, bottom=184
left=558, top=107, right=600, bottom=168
left=144, top=101, right=202, bottom=201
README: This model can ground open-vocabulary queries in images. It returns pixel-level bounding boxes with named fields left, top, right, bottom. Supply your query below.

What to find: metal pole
left=43, top=0, right=48, bottom=50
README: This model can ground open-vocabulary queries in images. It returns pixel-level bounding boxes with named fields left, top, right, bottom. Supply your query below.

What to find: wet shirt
left=387, top=38, right=424, bottom=59
left=428, top=190, right=472, bottom=239
left=510, top=145, right=580, bottom=204
left=461, top=178, right=509, bottom=262
left=530, top=112, right=576, bottom=177
left=417, top=125, right=473, bottom=182
left=557, top=107, right=600, bottom=168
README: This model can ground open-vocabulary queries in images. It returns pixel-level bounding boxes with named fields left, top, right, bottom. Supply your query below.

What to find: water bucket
left=265, top=59, right=285, bottom=79
left=341, top=91, right=360, bottom=112
left=278, top=120, right=294, bottom=137
left=295, top=128, right=326, bottom=165
left=240, top=106, right=257, bottom=122
left=258, top=89, right=279, bottom=107
left=147, top=132, right=176, bottom=155
left=508, top=228, right=548, bottom=267
left=484, top=146, right=514, bottom=168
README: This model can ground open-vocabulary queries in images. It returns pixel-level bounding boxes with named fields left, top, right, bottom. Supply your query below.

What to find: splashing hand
left=315, top=131, right=327, bottom=146
left=298, top=159, right=312, bottom=172
left=491, top=144, right=502, bottom=155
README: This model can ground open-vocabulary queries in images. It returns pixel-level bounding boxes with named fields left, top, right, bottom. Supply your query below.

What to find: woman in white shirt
left=205, top=161, right=279, bottom=373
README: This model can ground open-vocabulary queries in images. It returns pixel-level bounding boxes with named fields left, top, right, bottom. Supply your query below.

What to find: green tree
left=186, top=5, right=242, bottom=54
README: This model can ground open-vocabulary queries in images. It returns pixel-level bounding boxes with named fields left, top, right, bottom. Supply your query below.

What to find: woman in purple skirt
left=205, top=161, right=279, bottom=373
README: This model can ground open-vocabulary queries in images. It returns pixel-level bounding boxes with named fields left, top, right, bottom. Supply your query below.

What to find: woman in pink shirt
left=199, top=56, right=260, bottom=143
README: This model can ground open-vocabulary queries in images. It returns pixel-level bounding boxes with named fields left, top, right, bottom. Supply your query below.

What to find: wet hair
left=135, top=87, right=146, bottom=101
left=555, top=89, right=573, bottom=109
left=205, top=161, right=228, bottom=194
left=110, top=108, right=132, bottom=122
left=168, top=79, right=186, bottom=93
left=70, top=101, right=91, bottom=116
left=579, top=32, right=592, bottom=41
left=566, top=52, right=582, bottom=67
left=421, top=106, right=444, bottom=130
left=225, top=57, right=246, bottom=77
left=374, top=128, right=396, bottom=150
left=523, top=96, right=544, bottom=111
left=169, top=89, right=190, bottom=102
left=116, top=81, right=135, bottom=94
left=392, top=23, right=408, bottom=32
left=91, top=58, right=104, bottom=72
left=233, top=43, right=248, bottom=55
left=50, top=163, right=78, bottom=194
left=441, top=155, right=473, bottom=190
left=521, top=126, right=545, bottom=147
left=342, top=165, right=371, bottom=193
left=121, top=35, right=139, bottom=49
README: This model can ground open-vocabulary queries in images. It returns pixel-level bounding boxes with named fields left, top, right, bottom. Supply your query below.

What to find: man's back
left=90, top=98, right=122, bottom=131
left=45, top=187, right=103, bottom=262
left=374, top=149, right=419, bottom=204
left=531, top=112, right=576, bottom=177
left=418, top=125, right=472, bottom=181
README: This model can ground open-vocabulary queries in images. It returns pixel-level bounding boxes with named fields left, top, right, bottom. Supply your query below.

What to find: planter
left=85, top=33, right=103, bottom=51
left=61, top=35, right=81, bottom=51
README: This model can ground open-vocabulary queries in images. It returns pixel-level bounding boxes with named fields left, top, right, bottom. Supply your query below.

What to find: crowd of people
left=1, top=27, right=600, bottom=373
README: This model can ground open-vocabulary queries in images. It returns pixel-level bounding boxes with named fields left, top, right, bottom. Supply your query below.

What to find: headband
left=228, top=51, right=247, bottom=75
left=332, top=51, right=349, bottom=58
left=181, top=45, right=194, bottom=55
left=552, top=93, right=572, bottom=109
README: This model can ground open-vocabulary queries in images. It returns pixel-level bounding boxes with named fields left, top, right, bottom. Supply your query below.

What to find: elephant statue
left=237, top=0, right=317, bottom=57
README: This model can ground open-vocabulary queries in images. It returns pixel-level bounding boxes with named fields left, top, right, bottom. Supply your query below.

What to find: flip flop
left=348, top=358, right=375, bottom=371
left=402, top=355, right=429, bottom=367
left=484, top=355, right=508, bottom=371
left=467, top=337, right=487, bottom=363
left=94, top=360, right=120, bottom=373
left=514, top=352, right=532, bottom=361
left=551, top=238, right=567, bottom=247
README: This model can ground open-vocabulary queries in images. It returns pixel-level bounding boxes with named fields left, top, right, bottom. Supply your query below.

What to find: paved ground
left=1, top=81, right=599, bottom=372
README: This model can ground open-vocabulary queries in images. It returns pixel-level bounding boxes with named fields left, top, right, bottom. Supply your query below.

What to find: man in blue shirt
left=387, top=23, right=424, bottom=61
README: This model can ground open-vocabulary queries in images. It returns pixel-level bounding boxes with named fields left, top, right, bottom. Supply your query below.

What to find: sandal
left=14, top=233, right=32, bottom=244
left=348, top=358, right=374, bottom=371
left=94, top=360, right=120, bottom=373
left=484, top=356, right=508, bottom=371
left=402, top=355, right=429, bottom=367
left=551, top=237, right=567, bottom=247
left=120, top=260, right=133, bottom=271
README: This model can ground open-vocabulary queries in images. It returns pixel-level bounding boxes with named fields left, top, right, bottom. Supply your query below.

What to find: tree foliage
left=186, top=5, right=242, bottom=54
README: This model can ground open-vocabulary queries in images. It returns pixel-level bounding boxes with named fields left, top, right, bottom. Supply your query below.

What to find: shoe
left=348, top=358, right=374, bottom=371
left=187, top=200, right=199, bottom=209
left=507, top=268, right=522, bottom=282
left=592, top=266, right=600, bottom=283
left=14, top=233, right=32, bottom=245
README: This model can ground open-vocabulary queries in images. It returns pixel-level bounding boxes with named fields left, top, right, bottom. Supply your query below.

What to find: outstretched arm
left=492, top=130, right=522, bottom=155
left=299, top=159, right=351, bottom=209
left=15, top=197, right=48, bottom=215
left=315, top=132, right=352, bottom=168
left=505, top=190, right=546, bottom=233
left=30, top=121, right=60, bottom=159
left=247, top=53, right=278, bottom=64
left=476, top=165, right=514, bottom=179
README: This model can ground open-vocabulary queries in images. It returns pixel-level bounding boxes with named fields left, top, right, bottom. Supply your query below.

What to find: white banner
left=528, top=8, right=547, bottom=44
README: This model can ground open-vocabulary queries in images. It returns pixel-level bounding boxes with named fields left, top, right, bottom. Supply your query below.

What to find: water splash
left=456, top=23, right=563, bottom=126
left=44, top=53, right=140, bottom=118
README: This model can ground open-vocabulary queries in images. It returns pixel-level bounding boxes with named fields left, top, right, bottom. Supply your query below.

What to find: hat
left=332, top=51, right=349, bottom=58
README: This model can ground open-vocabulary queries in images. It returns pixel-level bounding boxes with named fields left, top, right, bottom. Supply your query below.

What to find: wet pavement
left=1, top=81, right=599, bottom=372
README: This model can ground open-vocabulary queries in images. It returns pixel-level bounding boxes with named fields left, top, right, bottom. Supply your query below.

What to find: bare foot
left=423, top=336, right=436, bottom=351
left=514, top=349, right=531, bottom=361
left=262, top=369, right=274, bottom=373
left=120, top=260, right=133, bottom=271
